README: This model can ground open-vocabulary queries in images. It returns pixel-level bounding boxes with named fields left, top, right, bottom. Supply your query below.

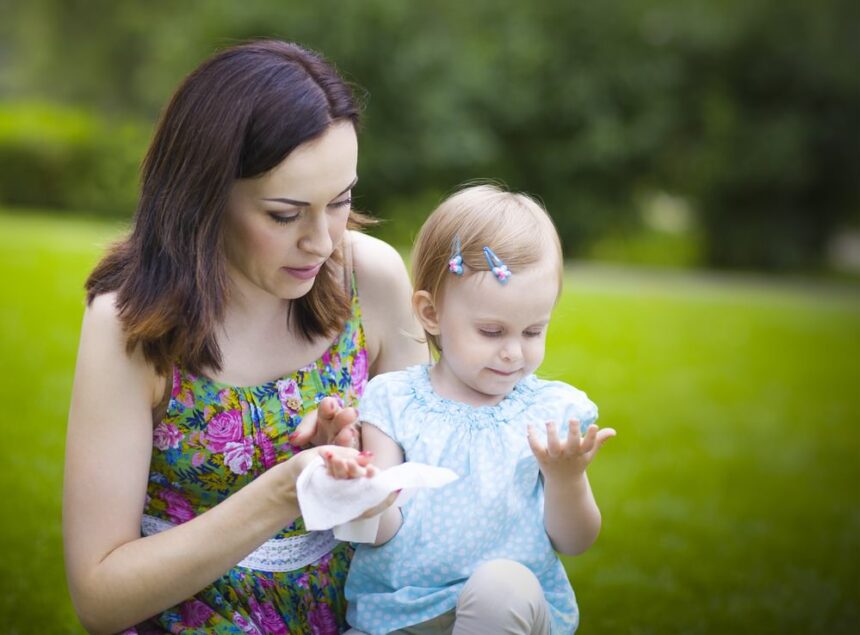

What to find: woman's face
left=223, top=120, right=358, bottom=302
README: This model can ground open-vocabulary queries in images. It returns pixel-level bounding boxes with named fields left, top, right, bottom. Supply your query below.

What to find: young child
left=325, top=184, right=615, bottom=634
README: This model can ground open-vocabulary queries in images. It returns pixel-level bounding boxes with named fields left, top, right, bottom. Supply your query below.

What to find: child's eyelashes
left=478, top=328, right=544, bottom=338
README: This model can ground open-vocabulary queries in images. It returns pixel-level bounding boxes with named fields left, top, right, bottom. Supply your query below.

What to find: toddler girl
left=327, top=184, right=615, bottom=634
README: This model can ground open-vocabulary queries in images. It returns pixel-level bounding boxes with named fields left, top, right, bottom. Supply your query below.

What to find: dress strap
left=152, top=372, right=172, bottom=424
left=342, top=232, right=354, bottom=298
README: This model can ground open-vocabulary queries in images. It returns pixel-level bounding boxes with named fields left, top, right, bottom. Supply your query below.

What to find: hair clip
left=483, top=246, right=511, bottom=284
left=448, top=237, right=464, bottom=276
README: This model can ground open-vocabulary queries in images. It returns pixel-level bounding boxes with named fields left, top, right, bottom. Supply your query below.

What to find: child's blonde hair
left=412, top=183, right=563, bottom=354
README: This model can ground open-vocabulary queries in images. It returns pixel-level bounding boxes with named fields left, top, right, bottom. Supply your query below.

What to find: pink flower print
left=308, top=604, right=339, bottom=635
left=205, top=410, right=244, bottom=452
left=232, top=612, right=260, bottom=634
left=191, top=452, right=206, bottom=467
left=224, top=437, right=255, bottom=475
left=295, top=572, right=310, bottom=589
left=351, top=348, right=368, bottom=395
left=153, top=422, right=184, bottom=451
left=249, top=598, right=287, bottom=635
left=276, top=378, right=303, bottom=414
left=180, top=600, right=213, bottom=627
left=256, top=430, right=277, bottom=470
left=171, top=367, right=195, bottom=408
left=159, top=490, right=195, bottom=523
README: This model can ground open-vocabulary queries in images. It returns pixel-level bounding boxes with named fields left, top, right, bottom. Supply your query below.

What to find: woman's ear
left=412, top=290, right=440, bottom=336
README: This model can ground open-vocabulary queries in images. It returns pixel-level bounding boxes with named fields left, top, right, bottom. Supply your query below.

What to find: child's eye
left=329, top=197, right=352, bottom=209
left=524, top=329, right=544, bottom=338
left=268, top=212, right=299, bottom=225
left=479, top=329, right=503, bottom=338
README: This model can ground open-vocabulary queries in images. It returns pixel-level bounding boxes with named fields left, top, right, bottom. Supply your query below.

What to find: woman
left=63, top=40, right=426, bottom=634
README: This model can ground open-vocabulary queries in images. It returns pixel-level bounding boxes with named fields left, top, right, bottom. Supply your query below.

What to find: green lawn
left=1, top=211, right=858, bottom=634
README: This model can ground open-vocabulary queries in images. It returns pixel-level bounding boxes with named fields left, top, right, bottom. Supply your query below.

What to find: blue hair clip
left=448, top=237, right=464, bottom=276
left=483, top=246, right=511, bottom=284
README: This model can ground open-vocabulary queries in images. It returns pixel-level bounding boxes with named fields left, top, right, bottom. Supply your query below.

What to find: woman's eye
left=330, top=197, right=352, bottom=209
left=268, top=213, right=299, bottom=225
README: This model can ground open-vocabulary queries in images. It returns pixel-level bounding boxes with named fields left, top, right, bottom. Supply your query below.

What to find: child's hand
left=527, top=420, right=615, bottom=481
left=320, top=448, right=378, bottom=479
left=320, top=449, right=400, bottom=520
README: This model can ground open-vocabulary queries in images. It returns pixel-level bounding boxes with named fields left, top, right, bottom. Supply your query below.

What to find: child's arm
left=527, top=420, right=615, bottom=556
left=361, top=423, right=406, bottom=545
left=320, top=423, right=405, bottom=546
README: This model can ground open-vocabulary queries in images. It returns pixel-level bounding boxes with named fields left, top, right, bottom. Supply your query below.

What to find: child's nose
left=500, top=341, right=523, bottom=364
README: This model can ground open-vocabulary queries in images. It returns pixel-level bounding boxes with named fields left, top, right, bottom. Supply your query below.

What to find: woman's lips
left=282, top=263, right=323, bottom=280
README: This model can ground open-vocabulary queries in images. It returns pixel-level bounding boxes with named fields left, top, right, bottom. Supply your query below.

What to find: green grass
left=1, top=211, right=858, bottom=633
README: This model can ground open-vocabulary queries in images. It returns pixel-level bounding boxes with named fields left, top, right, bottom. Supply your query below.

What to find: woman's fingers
left=359, top=490, right=400, bottom=519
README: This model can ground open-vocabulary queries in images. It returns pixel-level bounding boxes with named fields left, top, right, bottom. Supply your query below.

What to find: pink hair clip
left=448, top=237, right=464, bottom=276
left=483, top=246, right=511, bottom=284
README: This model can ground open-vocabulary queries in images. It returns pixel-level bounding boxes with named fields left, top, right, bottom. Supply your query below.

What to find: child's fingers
left=545, top=421, right=563, bottom=457
left=526, top=425, right=547, bottom=460
left=578, top=423, right=599, bottom=454
left=592, top=427, right=616, bottom=453
left=566, top=418, right=581, bottom=446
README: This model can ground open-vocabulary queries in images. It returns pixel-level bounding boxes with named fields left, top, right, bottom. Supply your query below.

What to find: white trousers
left=345, top=559, right=551, bottom=635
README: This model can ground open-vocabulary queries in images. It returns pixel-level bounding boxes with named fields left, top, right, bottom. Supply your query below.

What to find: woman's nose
left=298, top=212, right=332, bottom=257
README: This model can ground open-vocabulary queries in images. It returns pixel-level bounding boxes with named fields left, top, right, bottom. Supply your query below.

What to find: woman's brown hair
left=86, top=40, right=369, bottom=376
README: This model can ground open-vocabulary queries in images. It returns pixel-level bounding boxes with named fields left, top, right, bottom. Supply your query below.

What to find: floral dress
left=126, top=284, right=368, bottom=635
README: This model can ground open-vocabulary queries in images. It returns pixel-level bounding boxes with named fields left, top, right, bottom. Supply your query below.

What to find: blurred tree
left=654, top=0, right=860, bottom=269
left=2, top=0, right=857, bottom=269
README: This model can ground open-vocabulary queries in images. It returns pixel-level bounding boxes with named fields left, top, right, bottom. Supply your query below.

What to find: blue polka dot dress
left=345, top=364, right=598, bottom=634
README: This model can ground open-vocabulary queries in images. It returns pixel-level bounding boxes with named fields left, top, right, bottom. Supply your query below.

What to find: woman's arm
left=351, top=231, right=429, bottom=376
left=62, top=294, right=316, bottom=634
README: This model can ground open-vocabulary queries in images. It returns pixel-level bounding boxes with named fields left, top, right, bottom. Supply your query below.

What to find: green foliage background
left=2, top=0, right=859, bottom=269
left=1, top=1, right=859, bottom=632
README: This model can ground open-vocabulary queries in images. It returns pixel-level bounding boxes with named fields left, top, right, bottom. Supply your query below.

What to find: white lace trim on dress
left=140, top=513, right=339, bottom=573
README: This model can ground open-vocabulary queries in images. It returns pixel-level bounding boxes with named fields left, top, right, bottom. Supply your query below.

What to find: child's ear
left=413, top=291, right=440, bottom=336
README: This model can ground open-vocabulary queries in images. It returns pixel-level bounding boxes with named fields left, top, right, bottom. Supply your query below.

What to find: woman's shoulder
left=349, top=231, right=428, bottom=374
left=350, top=231, right=408, bottom=284
left=82, top=291, right=165, bottom=407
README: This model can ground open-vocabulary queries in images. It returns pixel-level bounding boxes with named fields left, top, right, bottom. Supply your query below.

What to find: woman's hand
left=527, top=420, right=615, bottom=481
left=290, top=397, right=360, bottom=449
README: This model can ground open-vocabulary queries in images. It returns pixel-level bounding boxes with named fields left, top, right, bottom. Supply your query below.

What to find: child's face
left=432, top=257, right=559, bottom=406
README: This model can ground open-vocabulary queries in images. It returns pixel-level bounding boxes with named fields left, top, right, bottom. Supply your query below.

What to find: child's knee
left=459, top=558, right=544, bottom=608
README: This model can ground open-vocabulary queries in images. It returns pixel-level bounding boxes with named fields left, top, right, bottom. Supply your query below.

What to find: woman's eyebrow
left=262, top=177, right=358, bottom=206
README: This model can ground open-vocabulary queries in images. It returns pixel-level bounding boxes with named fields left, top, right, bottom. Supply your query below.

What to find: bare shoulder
left=80, top=291, right=163, bottom=408
left=350, top=231, right=410, bottom=286
left=348, top=231, right=428, bottom=374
